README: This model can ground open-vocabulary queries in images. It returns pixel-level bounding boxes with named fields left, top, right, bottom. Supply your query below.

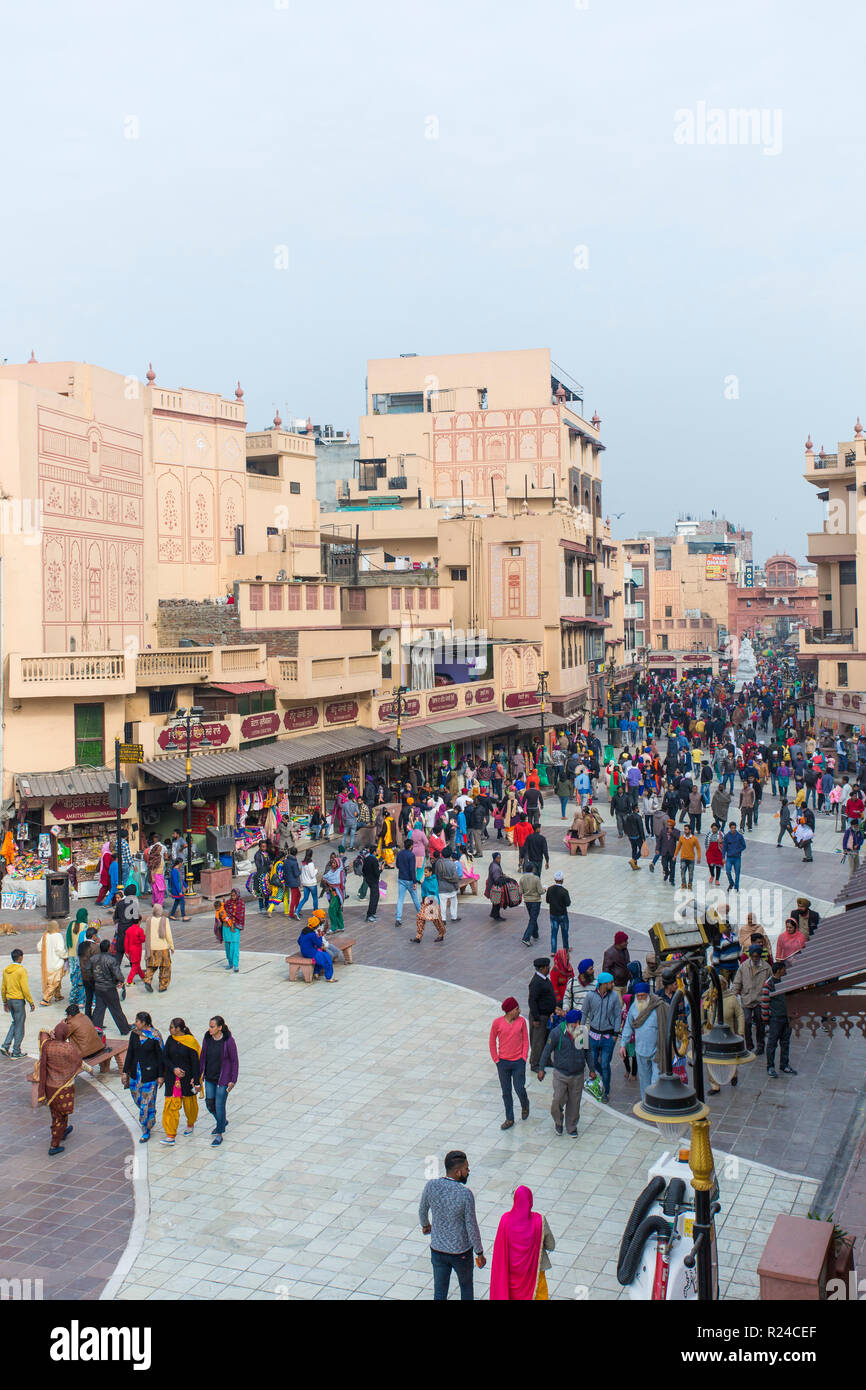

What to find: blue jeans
left=496, top=1058, right=528, bottom=1123
left=204, top=1079, right=229, bottom=1134
left=770, top=773, right=777, bottom=796
left=722, top=774, right=735, bottom=792
left=431, top=1247, right=474, bottom=1301
left=559, top=796, right=570, bottom=816
left=522, top=901, right=541, bottom=942
left=636, top=1053, right=660, bottom=1101
left=805, top=787, right=816, bottom=808
left=726, top=855, right=742, bottom=890
left=550, top=914, right=569, bottom=953
left=588, top=1034, right=616, bottom=1098
left=298, top=885, right=318, bottom=912
left=169, top=895, right=186, bottom=918
left=3, top=998, right=26, bottom=1054
left=341, top=823, right=357, bottom=851
left=395, top=879, right=421, bottom=922
left=701, top=785, right=711, bottom=806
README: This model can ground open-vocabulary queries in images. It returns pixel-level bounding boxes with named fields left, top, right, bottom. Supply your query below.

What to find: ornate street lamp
left=167, top=705, right=210, bottom=891
left=535, top=670, right=550, bottom=769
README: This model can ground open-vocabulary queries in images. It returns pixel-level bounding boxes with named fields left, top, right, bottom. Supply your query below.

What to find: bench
left=457, top=878, right=479, bottom=896
left=565, top=830, right=607, bottom=857
left=28, top=1036, right=128, bottom=1107
left=285, top=936, right=357, bottom=982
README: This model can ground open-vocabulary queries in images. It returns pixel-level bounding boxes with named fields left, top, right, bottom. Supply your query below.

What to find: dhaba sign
left=157, top=721, right=231, bottom=752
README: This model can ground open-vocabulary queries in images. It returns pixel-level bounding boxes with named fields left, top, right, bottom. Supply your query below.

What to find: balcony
left=805, top=449, right=855, bottom=485
left=801, top=628, right=854, bottom=646
left=135, top=645, right=267, bottom=686
left=805, top=529, right=857, bottom=563
left=8, top=651, right=135, bottom=699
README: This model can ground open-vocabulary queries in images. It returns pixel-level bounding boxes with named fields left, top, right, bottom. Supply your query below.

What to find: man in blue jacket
left=723, top=821, right=747, bottom=891
left=395, top=844, right=422, bottom=927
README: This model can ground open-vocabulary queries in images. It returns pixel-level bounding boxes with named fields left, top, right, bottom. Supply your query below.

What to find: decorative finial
left=856, top=417, right=863, bottom=438
left=28, top=349, right=37, bottom=364
left=235, top=381, right=244, bottom=400
left=555, top=383, right=566, bottom=402
left=273, top=409, right=282, bottom=429
left=818, top=445, right=826, bottom=459
left=591, top=410, right=601, bottom=429
left=306, top=416, right=313, bottom=434
left=805, top=434, right=813, bottom=452
left=146, top=362, right=156, bottom=383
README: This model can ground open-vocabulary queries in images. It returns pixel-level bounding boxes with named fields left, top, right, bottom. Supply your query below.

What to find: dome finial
left=235, top=381, right=244, bottom=400
left=273, top=408, right=282, bottom=429
left=28, top=349, right=38, bottom=364
left=146, top=362, right=156, bottom=383
left=591, top=409, right=601, bottom=429
left=805, top=434, right=813, bottom=452
left=855, top=417, right=863, bottom=438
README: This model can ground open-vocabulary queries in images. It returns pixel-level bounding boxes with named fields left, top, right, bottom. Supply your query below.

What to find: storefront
left=815, top=687, right=866, bottom=735
left=13, top=769, right=136, bottom=903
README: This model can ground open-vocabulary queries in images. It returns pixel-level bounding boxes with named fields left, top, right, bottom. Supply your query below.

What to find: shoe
left=160, top=1137, right=176, bottom=1145
left=781, top=1066, right=798, bottom=1075
left=500, top=1120, right=514, bottom=1130
left=139, top=1134, right=150, bottom=1143
left=225, top=964, right=232, bottom=970
left=48, top=1145, right=65, bottom=1156
left=767, top=1067, right=778, bottom=1078
left=554, top=1124, right=564, bottom=1135
left=709, top=1085, right=720, bottom=1095
left=567, top=1130, right=579, bottom=1137
left=521, top=1103, right=530, bottom=1120
left=234, top=967, right=239, bottom=972
left=183, top=1128, right=195, bottom=1136
left=212, top=1136, right=223, bottom=1146
left=523, top=939, right=532, bottom=947
left=649, top=864, right=654, bottom=873
left=0, top=1045, right=11, bottom=1058
left=755, top=1046, right=764, bottom=1056
left=62, top=1124, right=74, bottom=1139
left=601, top=1094, right=610, bottom=1104
left=394, top=921, right=401, bottom=928
left=144, top=982, right=153, bottom=993
left=365, top=916, right=378, bottom=923
left=410, top=937, right=421, bottom=944
left=120, top=987, right=126, bottom=1001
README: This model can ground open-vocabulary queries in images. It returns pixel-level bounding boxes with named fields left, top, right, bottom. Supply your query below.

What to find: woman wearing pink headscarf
left=489, top=1185, right=556, bottom=1300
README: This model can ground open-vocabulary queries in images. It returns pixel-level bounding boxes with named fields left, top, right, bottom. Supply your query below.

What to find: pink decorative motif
left=146, top=363, right=156, bottom=383
left=805, top=435, right=813, bottom=451
left=273, top=409, right=282, bottom=429
left=856, top=418, right=864, bottom=438
left=818, top=446, right=826, bottom=459
left=235, top=381, right=244, bottom=400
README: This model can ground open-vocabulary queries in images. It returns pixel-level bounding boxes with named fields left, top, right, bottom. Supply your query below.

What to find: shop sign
left=705, top=554, right=728, bottom=581
left=823, top=690, right=861, bottom=711
left=504, top=691, right=542, bottom=710
left=378, top=697, right=421, bottom=722
left=428, top=691, right=458, bottom=713
left=240, top=711, right=281, bottom=740
left=466, top=685, right=495, bottom=705
left=48, top=795, right=118, bottom=823
left=325, top=700, right=359, bottom=725
left=283, top=705, right=319, bottom=732
left=157, top=721, right=231, bottom=752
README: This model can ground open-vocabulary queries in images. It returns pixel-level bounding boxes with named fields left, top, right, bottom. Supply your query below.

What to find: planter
left=183, top=893, right=202, bottom=916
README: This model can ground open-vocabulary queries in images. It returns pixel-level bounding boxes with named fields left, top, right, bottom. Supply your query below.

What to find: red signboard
left=283, top=705, right=319, bottom=732
left=428, top=691, right=458, bottom=713
left=325, top=700, right=359, bottom=725
left=504, top=691, right=542, bottom=710
left=49, top=796, right=115, bottom=823
left=240, top=711, right=281, bottom=740
left=471, top=685, right=495, bottom=705
left=157, top=721, right=231, bottom=752
left=378, top=698, right=421, bottom=721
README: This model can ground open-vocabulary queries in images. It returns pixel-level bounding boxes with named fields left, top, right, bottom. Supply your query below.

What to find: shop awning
left=834, top=863, right=866, bottom=908
left=779, top=907, right=866, bottom=994
left=16, top=767, right=116, bottom=798
left=140, top=727, right=391, bottom=786
left=208, top=682, right=275, bottom=695
left=386, top=711, right=514, bottom=754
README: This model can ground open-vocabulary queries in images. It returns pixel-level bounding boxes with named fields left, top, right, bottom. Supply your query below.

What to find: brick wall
left=156, top=600, right=299, bottom=657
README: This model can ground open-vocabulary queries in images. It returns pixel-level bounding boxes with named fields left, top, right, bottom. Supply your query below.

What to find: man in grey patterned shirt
left=418, top=1150, right=486, bottom=1300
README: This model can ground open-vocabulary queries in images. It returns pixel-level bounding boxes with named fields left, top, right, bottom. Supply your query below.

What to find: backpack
left=352, top=854, right=365, bottom=877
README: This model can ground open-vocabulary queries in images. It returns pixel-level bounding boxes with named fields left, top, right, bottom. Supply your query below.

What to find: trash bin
left=45, top=871, right=70, bottom=920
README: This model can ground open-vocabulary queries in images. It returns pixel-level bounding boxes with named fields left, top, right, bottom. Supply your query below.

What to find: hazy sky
left=2, top=0, right=864, bottom=562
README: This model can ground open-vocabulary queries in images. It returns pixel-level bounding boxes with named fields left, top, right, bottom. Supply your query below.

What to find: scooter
left=617, top=1147, right=719, bottom=1300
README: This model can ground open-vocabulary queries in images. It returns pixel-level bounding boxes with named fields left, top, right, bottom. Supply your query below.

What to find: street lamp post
left=535, top=670, right=550, bottom=769
left=633, top=954, right=754, bottom=1301
left=168, top=705, right=209, bottom=893
left=388, top=685, right=410, bottom=796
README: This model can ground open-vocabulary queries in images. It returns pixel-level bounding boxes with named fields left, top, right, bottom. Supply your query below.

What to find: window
left=238, top=690, right=277, bottom=717
left=305, top=586, right=319, bottom=609
left=584, top=568, right=593, bottom=598
left=634, top=600, right=644, bottom=619
left=287, top=586, right=301, bottom=611
left=323, top=586, right=336, bottom=610
left=74, top=704, right=104, bottom=767
left=838, top=662, right=849, bottom=688
left=660, top=634, right=668, bottom=650
left=604, top=597, right=610, bottom=618
left=372, top=391, right=425, bottom=414
left=249, top=584, right=264, bottom=611
left=234, top=524, right=244, bottom=555
left=347, top=589, right=366, bottom=611
left=269, top=585, right=283, bottom=611
left=430, top=588, right=440, bottom=609
left=840, top=561, right=857, bottom=585
left=391, top=587, right=401, bottom=610
left=630, top=567, right=644, bottom=587
left=510, top=546, right=521, bottom=557
left=404, top=587, right=414, bottom=609
left=417, top=588, right=427, bottom=609
left=149, top=689, right=176, bottom=715
left=381, top=650, right=392, bottom=679
left=449, top=567, right=467, bottom=582
left=564, top=555, right=575, bottom=598
left=664, top=605, right=673, bottom=618
left=289, top=481, right=301, bottom=495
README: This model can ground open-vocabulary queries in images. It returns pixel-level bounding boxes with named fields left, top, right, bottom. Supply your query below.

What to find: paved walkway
left=26, top=952, right=817, bottom=1301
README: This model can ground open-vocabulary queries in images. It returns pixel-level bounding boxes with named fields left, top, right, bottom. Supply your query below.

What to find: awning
left=16, top=767, right=116, bottom=798
left=779, top=907, right=866, bottom=994
left=386, top=711, right=514, bottom=755
left=140, top=728, right=391, bottom=786
left=834, top=863, right=866, bottom=908
left=208, top=682, right=275, bottom=695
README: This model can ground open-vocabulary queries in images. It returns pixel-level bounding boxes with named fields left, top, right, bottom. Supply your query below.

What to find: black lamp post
left=535, top=670, right=550, bottom=768
left=168, top=705, right=209, bottom=892
left=632, top=954, right=753, bottom=1301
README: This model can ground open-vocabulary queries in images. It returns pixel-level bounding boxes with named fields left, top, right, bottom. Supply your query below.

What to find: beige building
left=800, top=426, right=866, bottom=730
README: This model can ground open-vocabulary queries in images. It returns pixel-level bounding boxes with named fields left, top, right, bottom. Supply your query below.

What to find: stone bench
left=285, top=936, right=356, bottom=982
left=29, top=1036, right=128, bottom=1107
left=565, top=831, right=606, bottom=856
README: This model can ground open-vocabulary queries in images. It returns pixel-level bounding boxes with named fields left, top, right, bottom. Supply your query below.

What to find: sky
left=2, top=0, right=864, bottom=562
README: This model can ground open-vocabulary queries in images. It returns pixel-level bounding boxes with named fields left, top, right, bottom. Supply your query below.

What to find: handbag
left=640, top=840, right=650, bottom=858
left=485, top=883, right=504, bottom=906
left=585, top=1073, right=604, bottom=1101
left=505, top=878, right=523, bottom=908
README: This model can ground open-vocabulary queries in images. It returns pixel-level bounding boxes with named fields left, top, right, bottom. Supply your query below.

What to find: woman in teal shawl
left=66, top=908, right=88, bottom=1009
